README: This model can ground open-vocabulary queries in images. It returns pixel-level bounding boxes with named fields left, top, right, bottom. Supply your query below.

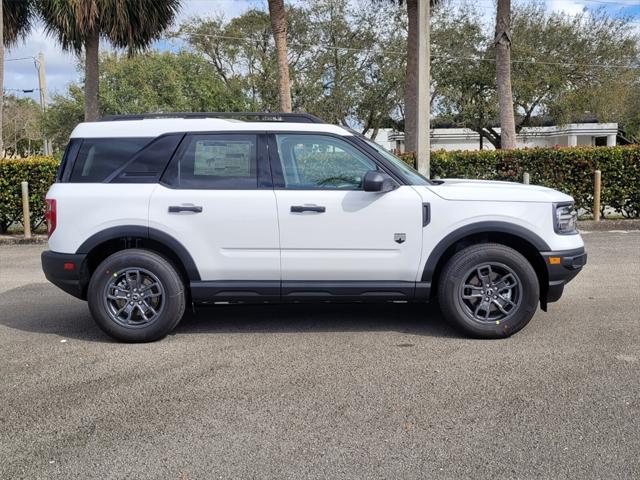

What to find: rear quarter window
left=56, top=138, right=82, bottom=181
left=69, top=138, right=151, bottom=182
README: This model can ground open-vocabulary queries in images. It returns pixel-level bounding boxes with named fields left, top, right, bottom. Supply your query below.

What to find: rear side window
left=69, top=138, right=151, bottom=182
left=162, top=134, right=257, bottom=189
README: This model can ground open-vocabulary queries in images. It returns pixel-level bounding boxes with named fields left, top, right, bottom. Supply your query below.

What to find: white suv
left=41, top=112, right=586, bottom=342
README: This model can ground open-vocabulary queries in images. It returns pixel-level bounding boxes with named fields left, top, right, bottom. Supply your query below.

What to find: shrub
left=0, top=157, right=60, bottom=233
left=398, top=145, right=640, bottom=218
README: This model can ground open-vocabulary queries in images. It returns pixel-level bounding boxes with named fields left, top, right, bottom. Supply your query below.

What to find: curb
left=577, top=219, right=640, bottom=231
left=0, top=235, right=48, bottom=245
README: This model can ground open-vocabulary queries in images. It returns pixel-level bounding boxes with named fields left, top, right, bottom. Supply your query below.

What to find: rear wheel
left=87, top=249, right=185, bottom=342
left=437, top=243, right=539, bottom=338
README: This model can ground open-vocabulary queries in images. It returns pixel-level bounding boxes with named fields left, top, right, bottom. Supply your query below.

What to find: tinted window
left=57, top=138, right=82, bottom=181
left=70, top=138, right=151, bottom=182
left=110, top=134, right=184, bottom=183
left=275, top=134, right=377, bottom=190
left=162, top=134, right=257, bottom=189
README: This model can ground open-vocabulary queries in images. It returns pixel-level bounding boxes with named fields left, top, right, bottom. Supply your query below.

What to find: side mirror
left=363, top=170, right=396, bottom=193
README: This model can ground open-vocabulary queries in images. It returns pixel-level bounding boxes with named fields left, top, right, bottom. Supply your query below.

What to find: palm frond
left=37, top=0, right=181, bottom=54
left=4, top=0, right=36, bottom=46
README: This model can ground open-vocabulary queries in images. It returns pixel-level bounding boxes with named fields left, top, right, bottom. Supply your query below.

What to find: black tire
left=437, top=243, right=539, bottom=338
left=87, top=249, right=186, bottom=342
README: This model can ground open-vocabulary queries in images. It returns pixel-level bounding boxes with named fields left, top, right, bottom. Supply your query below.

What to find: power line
left=175, top=32, right=640, bottom=69
left=556, top=0, right=640, bottom=6
left=4, top=56, right=35, bottom=62
left=472, top=0, right=640, bottom=8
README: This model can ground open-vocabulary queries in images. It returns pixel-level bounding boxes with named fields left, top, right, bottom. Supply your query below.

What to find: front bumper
left=540, top=247, right=587, bottom=306
left=41, top=251, right=89, bottom=300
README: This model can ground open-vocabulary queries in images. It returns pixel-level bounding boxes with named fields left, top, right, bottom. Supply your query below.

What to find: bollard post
left=523, top=172, right=530, bottom=185
left=593, top=170, right=601, bottom=222
left=21, top=181, right=32, bottom=239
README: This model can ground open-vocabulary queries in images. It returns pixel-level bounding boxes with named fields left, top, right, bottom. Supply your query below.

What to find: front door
left=269, top=133, right=423, bottom=298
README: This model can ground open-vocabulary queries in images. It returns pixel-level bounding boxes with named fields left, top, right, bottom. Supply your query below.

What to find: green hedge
left=1, top=147, right=638, bottom=233
left=399, top=146, right=640, bottom=218
left=0, top=157, right=59, bottom=233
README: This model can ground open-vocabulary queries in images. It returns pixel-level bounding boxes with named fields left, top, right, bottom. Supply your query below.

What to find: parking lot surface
left=1, top=232, right=639, bottom=479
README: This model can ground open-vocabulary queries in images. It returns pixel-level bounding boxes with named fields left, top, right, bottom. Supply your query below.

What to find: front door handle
left=291, top=205, right=326, bottom=213
left=168, top=205, right=203, bottom=213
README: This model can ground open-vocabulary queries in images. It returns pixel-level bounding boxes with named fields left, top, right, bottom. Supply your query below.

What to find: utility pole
left=415, top=0, right=430, bottom=178
left=0, top=0, right=4, bottom=158
left=36, top=52, right=52, bottom=156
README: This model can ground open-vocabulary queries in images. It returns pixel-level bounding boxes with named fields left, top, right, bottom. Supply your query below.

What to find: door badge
left=394, top=233, right=406, bottom=244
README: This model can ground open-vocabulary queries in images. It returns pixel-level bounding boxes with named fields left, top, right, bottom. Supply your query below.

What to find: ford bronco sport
left=41, top=112, right=586, bottom=342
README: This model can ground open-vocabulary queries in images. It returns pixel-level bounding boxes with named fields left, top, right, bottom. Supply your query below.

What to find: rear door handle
left=168, top=205, right=203, bottom=213
left=291, top=205, right=326, bottom=213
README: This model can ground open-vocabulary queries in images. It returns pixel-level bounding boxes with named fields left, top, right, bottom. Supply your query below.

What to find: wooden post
left=523, top=172, right=530, bottom=185
left=593, top=170, right=601, bottom=222
left=21, top=181, right=31, bottom=239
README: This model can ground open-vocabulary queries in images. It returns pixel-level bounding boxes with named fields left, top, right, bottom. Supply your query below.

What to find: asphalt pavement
left=0, top=231, right=639, bottom=479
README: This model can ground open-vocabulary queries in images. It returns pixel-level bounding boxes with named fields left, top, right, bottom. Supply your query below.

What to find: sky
left=4, top=0, right=640, bottom=104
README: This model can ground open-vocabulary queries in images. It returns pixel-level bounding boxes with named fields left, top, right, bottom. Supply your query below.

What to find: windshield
left=361, top=137, right=430, bottom=185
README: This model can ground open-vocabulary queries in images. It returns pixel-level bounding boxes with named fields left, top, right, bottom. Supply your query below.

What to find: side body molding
left=76, top=225, right=201, bottom=281
left=421, top=221, right=551, bottom=281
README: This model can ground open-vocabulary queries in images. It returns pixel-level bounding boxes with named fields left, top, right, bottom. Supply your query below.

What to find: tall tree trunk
left=268, top=0, right=292, bottom=113
left=84, top=29, right=100, bottom=122
left=494, top=0, right=517, bottom=149
left=0, top=0, right=4, bottom=157
left=404, top=0, right=418, bottom=153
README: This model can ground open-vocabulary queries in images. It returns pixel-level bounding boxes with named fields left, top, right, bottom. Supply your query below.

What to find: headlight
left=554, top=202, right=578, bottom=234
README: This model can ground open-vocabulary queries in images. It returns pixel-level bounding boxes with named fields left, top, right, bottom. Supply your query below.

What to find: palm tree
left=37, top=0, right=181, bottom=122
left=2, top=0, right=36, bottom=156
left=267, top=0, right=292, bottom=112
left=494, top=0, right=516, bottom=149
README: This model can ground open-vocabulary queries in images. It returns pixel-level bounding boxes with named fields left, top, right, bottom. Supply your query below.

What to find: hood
left=425, top=179, right=574, bottom=203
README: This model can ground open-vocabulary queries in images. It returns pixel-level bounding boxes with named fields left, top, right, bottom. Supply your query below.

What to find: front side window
left=162, top=134, right=257, bottom=189
left=274, top=134, right=377, bottom=190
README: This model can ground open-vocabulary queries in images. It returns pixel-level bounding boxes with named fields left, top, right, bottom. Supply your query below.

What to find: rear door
left=149, top=132, right=280, bottom=299
left=269, top=132, right=423, bottom=297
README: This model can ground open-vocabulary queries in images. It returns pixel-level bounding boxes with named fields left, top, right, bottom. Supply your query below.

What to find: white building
left=364, top=128, right=396, bottom=151
left=380, top=123, right=618, bottom=152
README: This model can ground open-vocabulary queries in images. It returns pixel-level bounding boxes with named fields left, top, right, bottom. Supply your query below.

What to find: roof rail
left=99, top=112, right=325, bottom=124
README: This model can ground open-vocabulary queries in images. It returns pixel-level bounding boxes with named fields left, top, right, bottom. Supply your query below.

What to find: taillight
left=45, top=199, right=57, bottom=237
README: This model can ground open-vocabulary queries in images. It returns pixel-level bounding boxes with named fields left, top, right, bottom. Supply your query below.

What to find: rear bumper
left=41, top=250, right=89, bottom=300
left=541, top=247, right=587, bottom=305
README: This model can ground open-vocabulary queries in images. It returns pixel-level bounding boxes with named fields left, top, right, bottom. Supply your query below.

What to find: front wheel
left=437, top=243, right=539, bottom=338
left=87, top=249, right=186, bottom=342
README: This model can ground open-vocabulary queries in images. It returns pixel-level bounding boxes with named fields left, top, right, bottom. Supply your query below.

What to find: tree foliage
left=44, top=51, right=240, bottom=146
left=432, top=2, right=640, bottom=146
left=177, top=0, right=406, bottom=132
left=37, top=0, right=181, bottom=121
left=2, top=95, right=43, bottom=156
left=37, top=0, right=181, bottom=54
left=3, top=0, right=35, bottom=46
left=41, top=0, right=640, bottom=147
